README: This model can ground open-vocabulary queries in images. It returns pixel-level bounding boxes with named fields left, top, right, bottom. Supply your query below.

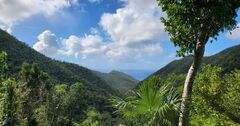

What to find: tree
left=112, top=76, right=181, bottom=126
left=0, top=52, right=19, bottom=126
left=0, top=52, right=8, bottom=80
left=156, top=1, right=240, bottom=125
left=74, top=108, right=102, bottom=126
left=36, top=83, right=87, bottom=126
left=223, top=69, right=240, bottom=123
left=44, top=84, right=68, bottom=126
left=0, top=79, right=19, bottom=126
left=18, top=63, right=49, bottom=126
left=190, top=65, right=240, bottom=125
left=65, top=82, right=86, bottom=125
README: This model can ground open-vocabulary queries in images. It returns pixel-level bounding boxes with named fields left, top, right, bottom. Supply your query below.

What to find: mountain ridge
left=0, top=29, right=120, bottom=112
left=151, top=44, right=240, bottom=77
left=94, top=70, right=139, bottom=94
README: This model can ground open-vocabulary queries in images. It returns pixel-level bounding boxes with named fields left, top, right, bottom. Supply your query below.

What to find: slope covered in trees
left=130, top=44, right=240, bottom=125
left=0, top=29, right=122, bottom=115
left=0, top=30, right=113, bottom=92
left=0, top=29, right=119, bottom=92
left=94, top=70, right=139, bottom=94
left=152, top=44, right=240, bottom=77
left=120, top=45, right=240, bottom=125
left=0, top=57, right=123, bottom=125
left=114, top=65, right=240, bottom=126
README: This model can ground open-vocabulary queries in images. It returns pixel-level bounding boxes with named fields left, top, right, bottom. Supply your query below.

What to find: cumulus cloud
left=0, top=0, right=77, bottom=32
left=33, top=0, right=167, bottom=62
left=143, top=44, right=164, bottom=56
left=100, top=0, right=166, bottom=47
left=105, top=45, right=140, bottom=62
left=61, top=34, right=107, bottom=58
left=226, top=24, right=240, bottom=40
left=105, top=44, right=163, bottom=62
left=33, top=29, right=164, bottom=62
left=33, top=30, right=60, bottom=56
left=99, top=0, right=167, bottom=60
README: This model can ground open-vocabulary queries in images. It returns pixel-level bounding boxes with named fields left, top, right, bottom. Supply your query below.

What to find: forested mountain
left=94, top=70, right=139, bottom=94
left=129, top=45, right=240, bottom=126
left=152, top=44, right=240, bottom=77
left=1, top=27, right=239, bottom=125
left=0, top=29, right=120, bottom=112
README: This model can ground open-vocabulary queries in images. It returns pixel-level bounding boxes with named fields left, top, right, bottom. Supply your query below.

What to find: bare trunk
left=178, top=43, right=205, bottom=126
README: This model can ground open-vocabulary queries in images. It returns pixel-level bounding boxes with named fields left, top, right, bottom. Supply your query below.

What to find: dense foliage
left=0, top=51, right=7, bottom=76
left=35, top=82, right=89, bottom=126
left=116, top=65, right=240, bottom=126
left=0, top=78, right=19, bottom=126
left=112, top=76, right=182, bottom=126
left=0, top=51, right=123, bottom=126
left=190, top=65, right=240, bottom=125
left=0, top=29, right=118, bottom=101
left=0, top=29, right=125, bottom=123
left=1, top=39, right=240, bottom=126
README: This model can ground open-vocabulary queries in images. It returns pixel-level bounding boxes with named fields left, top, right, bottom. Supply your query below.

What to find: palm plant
left=111, top=76, right=181, bottom=126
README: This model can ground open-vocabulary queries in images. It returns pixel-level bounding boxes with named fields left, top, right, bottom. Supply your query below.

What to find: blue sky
left=0, top=0, right=240, bottom=79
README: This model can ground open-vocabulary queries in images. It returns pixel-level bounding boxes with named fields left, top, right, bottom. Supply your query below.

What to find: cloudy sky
left=0, top=0, right=240, bottom=79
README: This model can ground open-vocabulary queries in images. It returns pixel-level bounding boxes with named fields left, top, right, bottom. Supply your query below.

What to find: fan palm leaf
left=111, top=76, right=181, bottom=126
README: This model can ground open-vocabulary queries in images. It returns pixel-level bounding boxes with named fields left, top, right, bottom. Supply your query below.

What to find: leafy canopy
left=157, top=0, right=240, bottom=56
left=0, top=79, right=19, bottom=126
left=0, top=52, right=8, bottom=76
left=191, top=65, right=240, bottom=125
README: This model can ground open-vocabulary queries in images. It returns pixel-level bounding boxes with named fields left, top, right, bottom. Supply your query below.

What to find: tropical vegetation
left=0, top=0, right=240, bottom=125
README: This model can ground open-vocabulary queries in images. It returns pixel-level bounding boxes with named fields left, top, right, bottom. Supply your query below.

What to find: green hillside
left=0, top=29, right=119, bottom=112
left=117, top=44, right=240, bottom=125
left=138, top=45, right=240, bottom=125
left=153, top=44, right=240, bottom=77
left=94, top=70, right=139, bottom=94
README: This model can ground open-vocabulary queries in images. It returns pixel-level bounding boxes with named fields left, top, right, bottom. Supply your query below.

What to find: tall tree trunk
left=178, top=43, right=205, bottom=126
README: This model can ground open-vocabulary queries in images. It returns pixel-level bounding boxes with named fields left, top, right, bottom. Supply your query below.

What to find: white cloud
left=33, top=29, right=164, bottom=62
left=0, top=0, right=76, bottom=32
left=0, top=22, right=11, bottom=33
left=33, top=31, right=107, bottom=58
left=100, top=0, right=166, bottom=47
left=61, top=34, right=107, bottom=58
left=143, top=44, right=164, bottom=56
left=33, top=0, right=167, bottom=62
left=33, top=30, right=60, bottom=56
left=226, top=24, right=240, bottom=40
left=60, top=34, right=164, bottom=61
left=90, top=27, right=100, bottom=35
left=98, top=0, right=167, bottom=60
left=105, top=46, right=140, bottom=62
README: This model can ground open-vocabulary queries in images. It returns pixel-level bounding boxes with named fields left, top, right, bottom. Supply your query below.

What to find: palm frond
left=111, top=76, right=182, bottom=126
